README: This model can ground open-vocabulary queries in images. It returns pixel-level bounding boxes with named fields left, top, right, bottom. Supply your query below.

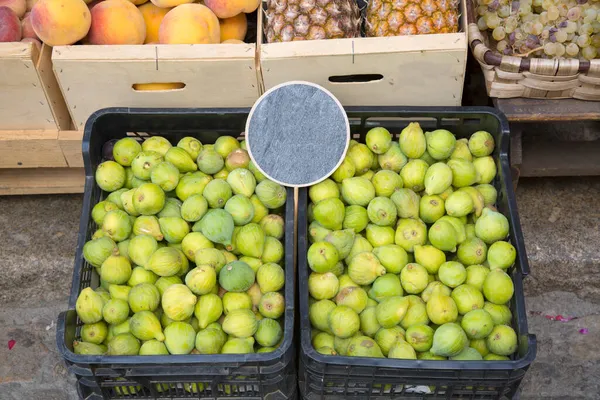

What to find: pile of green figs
left=307, top=124, right=519, bottom=361
left=74, top=135, right=288, bottom=356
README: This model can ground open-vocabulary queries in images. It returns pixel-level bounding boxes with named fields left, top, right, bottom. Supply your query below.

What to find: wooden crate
left=0, top=43, right=71, bottom=130
left=52, top=44, right=261, bottom=130
left=257, top=1, right=468, bottom=106
left=0, top=129, right=84, bottom=195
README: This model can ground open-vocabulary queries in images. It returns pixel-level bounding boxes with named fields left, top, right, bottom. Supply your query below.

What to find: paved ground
left=0, top=176, right=598, bottom=399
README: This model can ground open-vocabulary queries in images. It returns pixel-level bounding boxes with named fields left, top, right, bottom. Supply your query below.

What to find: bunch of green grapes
left=476, top=0, right=600, bottom=60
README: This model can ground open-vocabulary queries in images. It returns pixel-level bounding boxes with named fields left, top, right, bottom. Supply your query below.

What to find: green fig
left=450, top=346, right=483, bottom=360
left=342, top=205, right=369, bottom=233
left=221, top=337, right=255, bottom=354
left=335, top=286, right=368, bottom=314
left=128, top=235, right=157, bottom=267
left=457, top=238, right=487, bottom=266
left=225, top=148, right=250, bottom=171
left=346, top=336, right=384, bottom=357
left=419, top=195, right=445, bottom=223
left=390, top=189, right=420, bottom=219
left=186, top=265, right=217, bottom=295
left=150, top=161, right=180, bottom=192
left=469, top=131, right=495, bottom=157
left=309, top=179, right=340, bottom=204
left=73, top=341, right=107, bottom=355
left=158, top=217, right=189, bottom=244
left=473, top=156, right=496, bottom=184
left=425, top=129, right=456, bottom=160
left=202, top=179, right=232, bottom=209
left=347, top=143, right=374, bottom=175
left=328, top=305, right=360, bottom=338
left=177, top=137, right=202, bottom=160
left=372, top=244, right=408, bottom=274
left=108, top=284, right=131, bottom=302
left=484, top=302, right=513, bottom=326
left=484, top=353, right=510, bottom=360
left=399, top=122, right=426, bottom=158
left=131, top=151, right=163, bottom=180
left=486, top=325, right=517, bottom=356
left=194, top=327, right=226, bottom=354
left=309, top=299, right=336, bottom=333
left=250, top=194, right=269, bottom=224
left=348, top=252, right=386, bottom=285
left=101, top=255, right=132, bottom=285
left=255, top=180, right=286, bottom=209
left=417, top=351, right=446, bottom=360
left=162, top=283, right=197, bottom=321
left=308, top=241, right=339, bottom=273
left=465, top=265, right=490, bottom=291
left=476, top=184, right=497, bottom=206
left=224, top=168, right=255, bottom=198
left=139, top=340, right=169, bottom=355
left=92, top=201, right=120, bottom=226
left=130, top=311, right=165, bottom=341
left=128, top=283, right=160, bottom=313
left=195, top=293, right=223, bottom=329
left=117, top=239, right=130, bottom=261
left=194, top=248, right=227, bottom=272
left=388, top=340, right=417, bottom=359
left=236, top=223, right=265, bottom=258
left=406, top=324, right=434, bottom=352
left=313, top=198, right=345, bottom=230
left=400, top=159, right=428, bottom=192
left=246, top=159, right=266, bottom=182
left=132, top=216, right=162, bottom=240
left=76, top=287, right=106, bottom=324
left=428, top=220, right=458, bottom=252
left=470, top=338, right=489, bottom=357
left=112, top=319, right=131, bottom=336
left=146, top=247, right=183, bottom=277
left=260, top=214, right=284, bottom=240
left=164, top=147, right=197, bottom=174
left=175, top=172, right=212, bottom=201
left=374, top=326, right=405, bottom=356
left=447, top=159, right=477, bottom=188
left=255, top=318, right=283, bottom=347
left=400, top=263, right=429, bottom=294
left=365, top=224, right=395, bottom=247
left=438, top=216, right=466, bottom=244
left=452, top=284, right=484, bottom=314
left=107, top=333, right=140, bottom=355
left=438, top=261, right=467, bottom=288
left=142, top=136, right=171, bottom=156
left=106, top=189, right=128, bottom=210
left=102, top=210, right=132, bottom=242
left=81, top=321, right=108, bottom=345
left=367, top=197, right=397, bottom=226
left=102, top=298, right=129, bottom=325
left=222, top=292, right=252, bottom=314
left=96, top=161, right=126, bottom=192
left=371, top=171, right=402, bottom=198
left=421, top=281, right=451, bottom=303
left=324, top=229, right=355, bottom=259
left=475, top=208, right=509, bottom=244
left=487, top=241, right=516, bottom=270
left=400, top=295, right=429, bottom=329
left=450, top=138, right=472, bottom=161
left=368, top=274, right=403, bottom=302
left=133, top=183, right=165, bottom=216
left=461, top=309, right=494, bottom=339
left=222, top=309, right=258, bottom=338
left=483, top=269, right=514, bottom=305
left=214, top=136, right=240, bottom=158
left=313, top=332, right=335, bottom=349
left=163, top=322, right=196, bottom=354
left=359, top=307, right=381, bottom=337
left=308, top=272, right=339, bottom=300
left=378, top=142, right=407, bottom=172
left=445, top=191, right=474, bottom=217
left=257, top=262, right=285, bottom=293
left=197, top=209, right=235, bottom=250
left=345, top=235, right=373, bottom=263
left=426, top=294, right=458, bottom=325
left=419, top=150, right=436, bottom=166
left=366, top=127, right=392, bottom=154
left=376, top=296, right=409, bottom=328
left=395, top=218, right=427, bottom=252
left=259, top=291, right=285, bottom=319
left=83, top=237, right=119, bottom=268
left=330, top=155, right=355, bottom=183
left=414, top=245, right=445, bottom=275
left=219, top=261, right=256, bottom=292
left=430, top=322, right=468, bottom=357
left=341, top=177, right=375, bottom=207
left=181, top=232, right=213, bottom=261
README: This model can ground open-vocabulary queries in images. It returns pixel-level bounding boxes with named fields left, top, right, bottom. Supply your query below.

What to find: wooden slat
left=58, top=130, right=84, bottom=168
left=0, top=168, right=84, bottom=195
left=0, top=130, right=68, bottom=168
left=52, top=44, right=260, bottom=130
left=36, top=44, right=72, bottom=130
left=494, top=98, right=600, bottom=122
left=520, top=140, right=600, bottom=177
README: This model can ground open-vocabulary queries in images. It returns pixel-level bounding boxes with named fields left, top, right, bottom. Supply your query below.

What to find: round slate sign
left=245, top=81, right=350, bottom=187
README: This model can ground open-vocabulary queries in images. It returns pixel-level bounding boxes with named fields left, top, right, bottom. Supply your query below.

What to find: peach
left=128, top=0, right=147, bottom=6
left=158, top=4, right=219, bottom=44
left=31, top=0, right=91, bottom=46
left=204, top=0, right=257, bottom=19
left=219, top=12, right=246, bottom=42
left=150, top=0, right=191, bottom=9
left=26, top=0, right=38, bottom=11
left=138, top=2, right=169, bottom=44
left=222, top=39, right=243, bottom=43
left=0, top=0, right=25, bottom=17
left=0, top=6, right=21, bottom=42
left=88, top=0, right=145, bottom=44
left=21, top=12, right=38, bottom=39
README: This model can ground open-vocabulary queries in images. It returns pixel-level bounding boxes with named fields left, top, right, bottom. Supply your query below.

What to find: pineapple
left=264, top=0, right=361, bottom=42
left=365, top=0, right=460, bottom=37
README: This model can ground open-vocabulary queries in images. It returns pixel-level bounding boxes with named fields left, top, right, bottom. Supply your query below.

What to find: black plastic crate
left=56, top=108, right=296, bottom=400
left=297, top=107, right=537, bottom=399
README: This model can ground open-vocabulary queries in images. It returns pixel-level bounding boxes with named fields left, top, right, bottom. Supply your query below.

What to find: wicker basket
left=467, top=0, right=600, bottom=100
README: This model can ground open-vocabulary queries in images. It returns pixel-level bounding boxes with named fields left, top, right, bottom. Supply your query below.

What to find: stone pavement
left=0, top=177, right=598, bottom=399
